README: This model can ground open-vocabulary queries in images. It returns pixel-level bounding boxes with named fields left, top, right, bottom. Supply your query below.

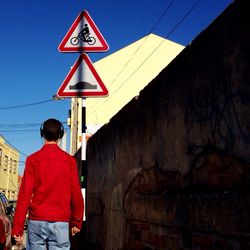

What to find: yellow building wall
left=0, top=135, right=19, bottom=200
left=86, top=34, right=184, bottom=130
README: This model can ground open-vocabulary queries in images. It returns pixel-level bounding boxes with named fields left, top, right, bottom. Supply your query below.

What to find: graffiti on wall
left=185, top=81, right=250, bottom=150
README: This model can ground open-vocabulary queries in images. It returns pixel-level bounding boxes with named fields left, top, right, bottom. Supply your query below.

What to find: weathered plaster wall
left=86, top=0, right=250, bottom=249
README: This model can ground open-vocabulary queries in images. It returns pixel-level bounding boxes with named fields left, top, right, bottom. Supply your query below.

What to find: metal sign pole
left=78, top=97, right=87, bottom=246
left=57, top=10, right=109, bottom=247
left=81, top=97, right=87, bottom=221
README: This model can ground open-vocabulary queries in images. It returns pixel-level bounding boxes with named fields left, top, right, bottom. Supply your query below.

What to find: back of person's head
left=40, top=118, right=64, bottom=141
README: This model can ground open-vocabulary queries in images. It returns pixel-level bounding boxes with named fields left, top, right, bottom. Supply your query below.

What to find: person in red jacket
left=12, top=118, right=84, bottom=250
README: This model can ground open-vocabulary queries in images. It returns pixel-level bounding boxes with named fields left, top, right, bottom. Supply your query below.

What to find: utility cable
left=90, top=0, right=201, bottom=115
left=0, top=136, right=28, bottom=157
left=0, top=123, right=41, bottom=128
left=0, top=129, right=38, bottom=133
left=0, top=125, right=68, bottom=157
left=89, top=0, right=176, bottom=112
left=0, top=99, right=54, bottom=110
left=0, top=127, right=68, bottom=133
left=0, top=121, right=68, bottom=127
left=109, top=0, right=175, bottom=88
left=111, top=0, right=201, bottom=96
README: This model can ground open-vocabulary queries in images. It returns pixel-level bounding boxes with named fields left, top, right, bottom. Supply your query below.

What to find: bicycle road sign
left=57, top=53, right=108, bottom=97
left=58, top=11, right=109, bottom=52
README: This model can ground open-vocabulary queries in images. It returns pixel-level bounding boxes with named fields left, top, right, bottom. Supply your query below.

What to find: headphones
left=40, top=119, right=64, bottom=139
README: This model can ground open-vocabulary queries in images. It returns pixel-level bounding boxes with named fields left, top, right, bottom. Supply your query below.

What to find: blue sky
left=0, top=0, right=232, bottom=175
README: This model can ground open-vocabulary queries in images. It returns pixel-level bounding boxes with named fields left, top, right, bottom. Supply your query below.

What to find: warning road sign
left=58, top=11, right=109, bottom=52
left=57, top=53, right=108, bottom=97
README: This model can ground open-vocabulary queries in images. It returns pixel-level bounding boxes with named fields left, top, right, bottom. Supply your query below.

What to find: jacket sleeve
left=70, top=158, right=84, bottom=230
left=0, top=218, right=6, bottom=245
left=12, top=157, right=35, bottom=236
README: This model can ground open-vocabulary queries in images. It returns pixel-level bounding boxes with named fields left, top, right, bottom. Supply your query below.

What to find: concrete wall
left=86, top=0, right=250, bottom=249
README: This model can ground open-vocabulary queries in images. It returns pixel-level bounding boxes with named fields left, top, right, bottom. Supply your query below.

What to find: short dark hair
left=40, top=118, right=64, bottom=141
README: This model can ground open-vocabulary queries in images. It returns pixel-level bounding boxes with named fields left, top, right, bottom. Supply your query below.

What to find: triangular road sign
left=57, top=53, right=108, bottom=97
left=58, top=11, right=109, bottom=52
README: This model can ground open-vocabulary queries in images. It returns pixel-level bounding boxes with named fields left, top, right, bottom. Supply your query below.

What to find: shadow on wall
left=124, top=146, right=250, bottom=249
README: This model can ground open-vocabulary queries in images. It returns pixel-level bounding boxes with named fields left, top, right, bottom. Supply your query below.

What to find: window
left=12, top=191, right=16, bottom=200
left=9, top=158, right=12, bottom=173
left=13, top=160, right=17, bottom=174
left=3, top=156, right=8, bottom=171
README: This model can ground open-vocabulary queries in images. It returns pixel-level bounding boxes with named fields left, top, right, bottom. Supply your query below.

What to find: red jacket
left=12, top=144, right=84, bottom=236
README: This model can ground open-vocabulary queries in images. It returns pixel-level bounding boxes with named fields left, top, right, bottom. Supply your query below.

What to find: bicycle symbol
left=70, top=33, right=96, bottom=46
left=70, top=24, right=96, bottom=46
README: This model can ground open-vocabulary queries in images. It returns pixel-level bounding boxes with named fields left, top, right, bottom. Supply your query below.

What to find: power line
left=17, top=161, right=25, bottom=164
left=0, top=123, right=41, bottom=128
left=0, top=129, right=38, bottom=133
left=149, top=0, right=176, bottom=34
left=0, top=99, right=54, bottom=110
left=90, top=0, right=201, bottom=115
left=166, top=0, right=201, bottom=39
left=1, top=136, right=28, bottom=157
left=89, top=0, right=176, bottom=112
left=0, top=121, right=68, bottom=129
left=110, top=0, right=202, bottom=96
left=18, top=150, right=28, bottom=157
left=109, top=0, right=175, bottom=88
left=0, top=124, right=68, bottom=156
